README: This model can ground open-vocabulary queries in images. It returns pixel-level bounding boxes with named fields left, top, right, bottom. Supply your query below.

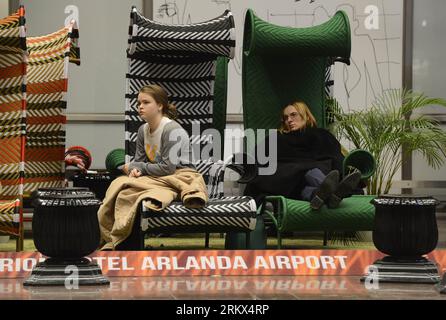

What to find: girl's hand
left=129, top=168, right=142, bottom=178
left=122, top=163, right=129, bottom=175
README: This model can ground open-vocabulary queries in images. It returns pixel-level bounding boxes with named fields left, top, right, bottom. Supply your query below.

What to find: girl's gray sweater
left=127, top=121, right=196, bottom=176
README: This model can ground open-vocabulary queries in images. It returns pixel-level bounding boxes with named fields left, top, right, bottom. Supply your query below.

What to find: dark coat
left=243, top=127, right=344, bottom=205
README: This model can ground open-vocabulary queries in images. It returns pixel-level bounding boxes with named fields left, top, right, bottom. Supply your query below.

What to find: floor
left=0, top=210, right=445, bottom=300
left=0, top=276, right=445, bottom=300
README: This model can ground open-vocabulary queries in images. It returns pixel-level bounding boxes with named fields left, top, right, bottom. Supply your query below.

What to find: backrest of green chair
left=242, top=9, right=351, bottom=133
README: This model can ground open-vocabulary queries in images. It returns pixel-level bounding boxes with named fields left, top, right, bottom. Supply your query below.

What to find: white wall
left=0, top=1, right=7, bottom=18
left=66, top=123, right=124, bottom=169
left=153, top=0, right=403, bottom=114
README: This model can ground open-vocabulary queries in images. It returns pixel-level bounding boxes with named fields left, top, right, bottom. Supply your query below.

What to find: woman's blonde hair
left=139, top=84, right=178, bottom=120
left=279, top=100, right=317, bottom=133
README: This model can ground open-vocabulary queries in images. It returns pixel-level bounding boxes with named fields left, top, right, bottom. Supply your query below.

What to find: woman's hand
left=129, top=168, right=142, bottom=178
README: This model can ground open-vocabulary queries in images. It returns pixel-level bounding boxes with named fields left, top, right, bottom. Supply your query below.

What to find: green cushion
left=270, top=195, right=375, bottom=232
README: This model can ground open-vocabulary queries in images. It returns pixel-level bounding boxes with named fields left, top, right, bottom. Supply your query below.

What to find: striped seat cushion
left=141, top=196, right=257, bottom=233
left=140, top=160, right=257, bottom=233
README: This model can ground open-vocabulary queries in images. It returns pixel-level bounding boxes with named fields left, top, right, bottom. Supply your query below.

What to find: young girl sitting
left=98, top=84, right=208, bottom=250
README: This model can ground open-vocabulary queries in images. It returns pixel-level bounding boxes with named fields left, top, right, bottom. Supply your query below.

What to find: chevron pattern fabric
left=0, top=7, right=26, bottom=54
left=0, top=7, right=27, bottom=239
left=0, top=199, right=20, bottom=236
left=195, top=159, right=225, bottom=199
left=24, top=21, right=80, bottom=196
left=0, top=11, right=80, bottom=248
left=141, top=196, right=257, bottom=233
left=324, top=64, right=334, bottom=99
left=125, top=8, right=235, bottom=161
left=0, top=7, right=27, bottom=201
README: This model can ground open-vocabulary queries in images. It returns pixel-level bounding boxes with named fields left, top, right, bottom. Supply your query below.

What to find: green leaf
left=327, top=88, right=446, bottom=194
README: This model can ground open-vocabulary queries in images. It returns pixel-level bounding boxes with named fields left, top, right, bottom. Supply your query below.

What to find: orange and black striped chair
left=0, top=6, right=80, bottom=251
left=25, top=20, right=80, bottom=197
left=0, top=7, right=27, bottom=251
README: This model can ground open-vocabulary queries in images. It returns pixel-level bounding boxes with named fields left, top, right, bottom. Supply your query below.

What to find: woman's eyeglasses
left=283, top=112, right=301, bottom=122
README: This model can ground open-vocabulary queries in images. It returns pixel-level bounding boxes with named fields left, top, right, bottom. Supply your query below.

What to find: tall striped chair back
left=125, top=8, right=235, bottom=162
left=0, top=7, right=27, bottom=248
left=24, top=20, right=80, bottom=196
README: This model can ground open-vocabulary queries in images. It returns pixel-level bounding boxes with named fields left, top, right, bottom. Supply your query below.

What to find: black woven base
left=435, top=273, right=446, bottom=293
left=360, top=256, right=440, bottom=284
left=23, top=258, right=110, bottom=287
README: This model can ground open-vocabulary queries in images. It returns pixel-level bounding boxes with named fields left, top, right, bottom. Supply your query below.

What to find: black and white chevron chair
left=119, top=8, right=257, bottom=250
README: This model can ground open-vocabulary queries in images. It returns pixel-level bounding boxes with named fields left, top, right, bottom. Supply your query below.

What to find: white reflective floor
left=0, top=275, right=445, bottom=300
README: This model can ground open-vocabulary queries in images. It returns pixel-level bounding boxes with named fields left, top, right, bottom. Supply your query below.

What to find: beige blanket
left=98, top=168, right=208, bottom=250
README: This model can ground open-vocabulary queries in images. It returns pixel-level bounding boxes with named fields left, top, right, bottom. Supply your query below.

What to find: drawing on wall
left=153, top=0, right=403, bottom=113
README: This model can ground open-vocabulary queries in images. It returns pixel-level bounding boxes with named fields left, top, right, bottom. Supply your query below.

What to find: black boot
left=310, top=170, right=339, bottom=210
left=327, top=171, right=361, bottom=209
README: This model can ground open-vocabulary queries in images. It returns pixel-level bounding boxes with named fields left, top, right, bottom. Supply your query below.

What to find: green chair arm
left=343, top=149, right=376, bottom=180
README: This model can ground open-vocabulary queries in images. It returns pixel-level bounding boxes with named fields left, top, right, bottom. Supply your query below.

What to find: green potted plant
left=327, top=88, right=446, bottom=195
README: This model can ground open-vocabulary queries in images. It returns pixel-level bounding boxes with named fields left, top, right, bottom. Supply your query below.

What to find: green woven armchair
left=241, top=9, right=376, bottom=249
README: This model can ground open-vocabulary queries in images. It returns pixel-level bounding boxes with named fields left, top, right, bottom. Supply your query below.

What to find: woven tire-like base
left=360, top=256, right=440, bottom=284
left=436, top=272, right=446, bottom=293
left=23, top=258, right=110, bottom=287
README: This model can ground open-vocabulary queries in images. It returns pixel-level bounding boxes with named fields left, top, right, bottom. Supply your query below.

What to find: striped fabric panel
left=0, top=53, right=23, bottom=68
left=140, top=158, right=257, bottom=234
left=24, top=21, right=80, bottom=196
left=0, top=199, right=20, bottom=236
left=325, top=64, right=334, bottom=98
left=141, top=196, right=257, bottom=232
left=0, top=7, right=26, bottom=54
left=0, top=7, right=26, bottom=209
left=194, top=159, right=225, bottom=199
left=125, top=8, right=235, bottom=162
left=324, top=62, right=336, bottom=126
